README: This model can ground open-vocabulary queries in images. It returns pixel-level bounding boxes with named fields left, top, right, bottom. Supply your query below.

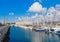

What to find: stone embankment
left=0, top=26, right=10, bottom=42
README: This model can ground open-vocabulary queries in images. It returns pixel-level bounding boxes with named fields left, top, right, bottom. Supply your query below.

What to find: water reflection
left=9, top=26, right=60, bottom=42
left=24, top=28, right=60, bottom=42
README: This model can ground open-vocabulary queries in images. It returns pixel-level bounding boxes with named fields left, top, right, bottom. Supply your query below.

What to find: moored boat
left=49, top=26, right=60, bottom=35
left=32, top=28, right=45, bottom=32
left=49, top=28, right=55, bottom=33
left=49, top=27, right=55, bottom=33
left=55, top=31, right=60, bottom=35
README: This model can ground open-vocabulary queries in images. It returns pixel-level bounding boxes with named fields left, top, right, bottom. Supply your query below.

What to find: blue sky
left=0, top=0, right=60, bottom=22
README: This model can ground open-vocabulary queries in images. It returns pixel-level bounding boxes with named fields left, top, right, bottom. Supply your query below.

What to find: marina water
left=9, top=26, right=60, bottom=42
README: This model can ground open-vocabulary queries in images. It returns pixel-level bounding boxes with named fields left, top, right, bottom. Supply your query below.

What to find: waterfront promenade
left=0, top=26, right=10, bottom=42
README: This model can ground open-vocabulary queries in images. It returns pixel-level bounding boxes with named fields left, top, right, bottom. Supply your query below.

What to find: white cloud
left=39, top=15, right=45, bottom=22
left=55, top=10, right=60, bottom=22
left=56, top=10, right=60, bottom=16
left=31, top=13, right=45, bottom=23
left=41, top=8, right=47, bottom=14
left=44, top=7, right=60, bottom=22
left=17, top=3, right=60, bottom=23
left=48, top=7, right=55, bottom=13
left=46, top=13, right=54, bottom=19
left=55, top=4, right=60, bottom=11
left=31, top=13, right=38, bottom=19
left=18, top=17, right=22, bottom=21
left=39, top=15, right=44, bottom=19
left=45, top=13, right=54, bottom=22
left=31, top=13, right=39, bottom=23
left=45, top=7, right=56, bottom=22
left=9, top=12, right=14, bottom=16
left=55, top=4, right=60, bottom=22
left=28, top=2, right=42, bottom=12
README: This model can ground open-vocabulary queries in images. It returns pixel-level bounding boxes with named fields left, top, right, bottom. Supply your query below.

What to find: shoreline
left=15, top=25, right=33, bottom=30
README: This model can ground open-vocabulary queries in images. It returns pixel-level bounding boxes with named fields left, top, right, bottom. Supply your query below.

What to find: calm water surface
left=9, top=26, right=60, bottom=42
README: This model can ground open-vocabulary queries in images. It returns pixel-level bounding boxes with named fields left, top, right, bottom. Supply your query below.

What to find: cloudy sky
left=0, top=0, right=60, bottom=22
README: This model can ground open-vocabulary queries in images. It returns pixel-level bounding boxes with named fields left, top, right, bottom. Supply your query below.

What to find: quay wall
left=0, top=26, right=10, bottom=42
